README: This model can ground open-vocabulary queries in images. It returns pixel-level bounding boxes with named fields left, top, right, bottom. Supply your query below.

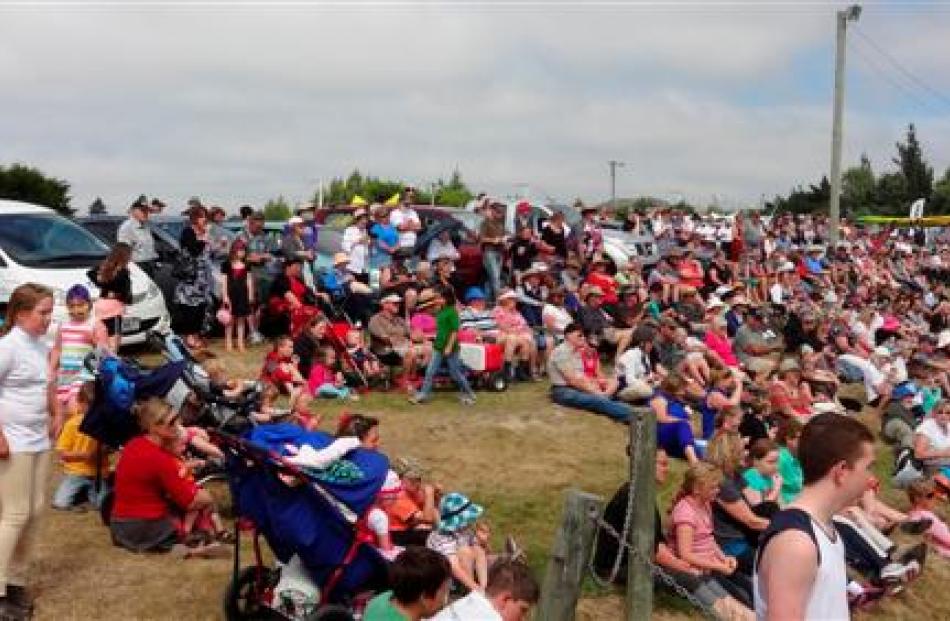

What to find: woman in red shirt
left=676, top=250, right=705, bottom=290
left=110, top=398, right=212, bottom=553
left=584, top=255, right=620, bottom=307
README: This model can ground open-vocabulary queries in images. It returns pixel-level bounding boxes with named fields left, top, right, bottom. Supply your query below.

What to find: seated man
left=430, top=559, right=540, bottom=621
left=547, top=322, right=630, bottom=423
left=459, top=287, right=499, bottom=336
left=368, top=293, right=432, bottom=385
left=318, top=252, right=374, bottom=325
left=576, top=286, right=633, bottom=363
left=654, top=318, right=710, bottom=386
left=732, top=307, right=783, bottom=374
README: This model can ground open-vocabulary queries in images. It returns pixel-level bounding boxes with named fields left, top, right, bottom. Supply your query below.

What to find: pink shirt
left=908, top=508, right=950, bottom=558
left=492, top=307, right=530, bottom=334
left=307, top=363, right=334, bottom=395
left=704, top=330, right=738, bottom=367
left=410, top=313, right=436, bottom=339
left=670, top=497, right=719, bottom=563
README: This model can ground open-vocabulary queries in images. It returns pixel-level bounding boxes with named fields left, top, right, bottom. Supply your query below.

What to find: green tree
left=317, top=169, right=473, bottom=207
left=263, top=196, right=292, bottom=221
left=874, top=172, right=908, bottom=216
left=769, top=177, right=831, bottom=215
left=0, top=163, right=73, bottom=216
left=433, top=169, right=474, bottom=207
left=841, top=154, right=876, bottom=216
left=893, top=123, right=933, bottom=204
left=930, top=168, right=950, bottom=215
left=89, top=196, right=107, bottom=215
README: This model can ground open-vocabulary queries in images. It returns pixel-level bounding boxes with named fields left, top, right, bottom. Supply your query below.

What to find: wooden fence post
left=626, top=406, right=657, bottom=620
left=537, top=489, right=605, bottom=621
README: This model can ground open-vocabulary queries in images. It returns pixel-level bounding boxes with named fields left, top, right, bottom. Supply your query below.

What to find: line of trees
left=314, top=169, right=474, bottom=208
left=768, top=124, right=950, bottom=217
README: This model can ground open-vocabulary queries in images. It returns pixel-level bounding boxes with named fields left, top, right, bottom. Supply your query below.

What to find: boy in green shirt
left=364, top=547, right=451, bottom=621
left=410, top=287, right=477, bottom=405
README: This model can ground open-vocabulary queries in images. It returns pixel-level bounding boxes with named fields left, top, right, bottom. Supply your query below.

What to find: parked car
left=220, top=220, right=343, bottom=272
left=0, top=200, right=170, bottom=345
left=472, top=199, right=660, bottom=272
left=74, top=214, right=181, bottom=305
left=313, top=205, right=485, bottom=285
left=150, top=215, right=188, bottom=244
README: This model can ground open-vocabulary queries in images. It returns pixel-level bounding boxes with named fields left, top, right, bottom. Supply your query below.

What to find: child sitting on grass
left=906, top=479, right=950, bottom=558
left=426, top=492, right=488, bottom=593
left=388, top=458, right=442, bottom=547
left=345, top=330, right=384, bottom=383
left=52, top=384, right=109, bottom=510
left=308, top=347, right=358, bottom=401
left=364, top=470, right=405, bottom=562
left=261, top=335, right=306, bottom=396
left=289, top=390, right=321, bottom=430
left=170, top=424, right=232, bottom=546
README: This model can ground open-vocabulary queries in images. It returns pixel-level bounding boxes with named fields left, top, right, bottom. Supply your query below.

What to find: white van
left=0, top=200, right=170, bottom=344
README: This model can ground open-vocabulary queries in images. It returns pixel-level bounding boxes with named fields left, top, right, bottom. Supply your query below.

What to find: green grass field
left=28, top=343, right=950, bottom=619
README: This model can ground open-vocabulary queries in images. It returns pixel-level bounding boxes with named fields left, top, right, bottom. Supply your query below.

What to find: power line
left=847, top=38, right=941, bottom=114
left=853, top=25, right=950, bottom=111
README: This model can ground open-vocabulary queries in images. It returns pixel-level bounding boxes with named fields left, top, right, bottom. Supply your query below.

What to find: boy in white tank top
left=754, top=413, right=876, bottom=620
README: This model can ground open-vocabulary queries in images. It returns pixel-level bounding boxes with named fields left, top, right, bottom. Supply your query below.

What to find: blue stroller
left=214, top=424, right=389, bottom=621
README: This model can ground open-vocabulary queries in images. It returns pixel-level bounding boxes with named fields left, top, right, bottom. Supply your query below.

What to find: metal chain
left=588, top=409, right=644, bottom=588
left=592, top=513, right=722, bottom=620
left=586, top=410, right=722, bottom=620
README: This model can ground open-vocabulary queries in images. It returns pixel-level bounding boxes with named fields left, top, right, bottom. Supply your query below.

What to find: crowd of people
left=5, top=188, right=950, bottom=619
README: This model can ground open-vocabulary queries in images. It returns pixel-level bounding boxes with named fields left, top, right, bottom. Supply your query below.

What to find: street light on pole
left=828, top=3, right=861, bottom=243
left=608, top=160, right=625, bottom=214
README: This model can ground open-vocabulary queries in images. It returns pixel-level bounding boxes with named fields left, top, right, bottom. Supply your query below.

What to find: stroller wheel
left=224, top=566, right=279, bottom=621
left=490, top=372, right=508, bottom=392
left=305, top=605, right=354, bottom=621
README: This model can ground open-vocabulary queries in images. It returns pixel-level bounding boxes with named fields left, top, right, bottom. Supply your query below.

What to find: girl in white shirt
left=0, top=283, right=57, bottom=617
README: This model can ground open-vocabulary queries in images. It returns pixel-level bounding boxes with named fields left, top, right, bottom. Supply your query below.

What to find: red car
left=313, top=205, right=485, bottom=286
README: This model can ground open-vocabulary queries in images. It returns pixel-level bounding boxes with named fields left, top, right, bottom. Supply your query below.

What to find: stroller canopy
left=80, top=357, right=188, bottom=448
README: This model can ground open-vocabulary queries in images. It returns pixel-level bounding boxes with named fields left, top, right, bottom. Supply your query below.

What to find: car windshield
left=448, top=210, right=483, bottom=232
left=0, top=213, right=109, bottom=268
left=546, top=204, right=582, bottom=228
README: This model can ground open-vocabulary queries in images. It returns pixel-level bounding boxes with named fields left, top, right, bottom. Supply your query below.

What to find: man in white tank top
left=754, top=413, right=876, bottom=620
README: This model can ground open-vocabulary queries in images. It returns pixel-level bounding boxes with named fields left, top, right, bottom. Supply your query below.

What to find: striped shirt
left=56, top=318, right=101, bottom=401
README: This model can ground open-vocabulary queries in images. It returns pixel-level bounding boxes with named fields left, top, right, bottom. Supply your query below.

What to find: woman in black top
left=173, top=205, right=215, bottom=349
left=88, top=242, right=133, bottom=351
left=539, top=211, right=568, bottom=261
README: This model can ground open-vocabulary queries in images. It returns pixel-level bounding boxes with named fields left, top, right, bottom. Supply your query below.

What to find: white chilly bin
left=459, top=342, right=486, bottom=371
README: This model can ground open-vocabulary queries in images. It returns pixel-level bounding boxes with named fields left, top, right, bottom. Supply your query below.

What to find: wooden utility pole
left=828, top=4, right=862, bottom=243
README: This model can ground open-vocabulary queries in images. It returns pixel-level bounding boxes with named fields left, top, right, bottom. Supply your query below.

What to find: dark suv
left=314, top=205, right=485, bottom=285
left=74, top=214, right=182, bottom=303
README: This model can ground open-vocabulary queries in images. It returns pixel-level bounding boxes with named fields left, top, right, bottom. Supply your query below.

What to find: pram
left=214, top=424, right=389, bottom=621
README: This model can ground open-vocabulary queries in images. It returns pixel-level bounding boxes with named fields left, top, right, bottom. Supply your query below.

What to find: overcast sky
left=1, top=0, right=949, bottom=214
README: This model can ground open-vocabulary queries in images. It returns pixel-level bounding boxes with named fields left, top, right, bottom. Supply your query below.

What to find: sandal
left=216, top=530, right=236, bottom=545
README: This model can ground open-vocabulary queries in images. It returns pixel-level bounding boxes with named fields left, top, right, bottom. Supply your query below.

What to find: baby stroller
left=214, top=424, right=389, bottom=621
